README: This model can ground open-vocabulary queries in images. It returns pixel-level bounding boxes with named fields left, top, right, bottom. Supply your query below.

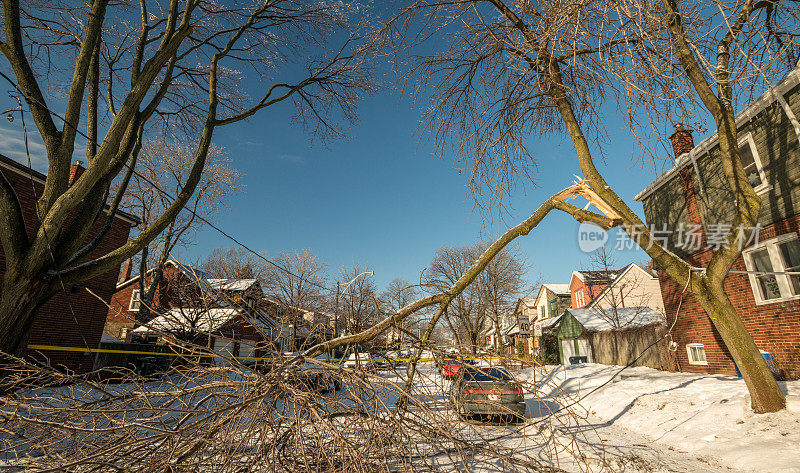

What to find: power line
left=0, top=70, right=332, bottom=292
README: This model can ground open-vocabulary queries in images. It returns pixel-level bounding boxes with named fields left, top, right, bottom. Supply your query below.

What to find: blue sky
left=0, top=44, right=684, bottom=298
left=175, top=82, right=665, bottom=293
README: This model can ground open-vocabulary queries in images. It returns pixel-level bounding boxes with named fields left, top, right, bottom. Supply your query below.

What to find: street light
left=334, top=270, right=374, bottom=339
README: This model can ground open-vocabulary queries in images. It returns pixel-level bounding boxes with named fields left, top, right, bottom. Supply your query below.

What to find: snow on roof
left=132, top=308, right=241, bottom=334
left=206, top=278, right=258, bottom=291
left=540, top=315, right=563, bottom=329
left=543, top=284, right=570, bottom=295
left=519, top=297, right=537, bottom=308
left=566, top=306, right=666, bottom=332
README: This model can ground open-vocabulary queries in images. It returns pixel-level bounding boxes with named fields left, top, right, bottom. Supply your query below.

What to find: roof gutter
left=634, top=67, right=800, bottom=202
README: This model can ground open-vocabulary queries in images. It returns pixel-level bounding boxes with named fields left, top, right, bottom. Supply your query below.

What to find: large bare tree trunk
left=0, top=277, right=53, bottom=355
left=694, top=279, right=786, bottom=412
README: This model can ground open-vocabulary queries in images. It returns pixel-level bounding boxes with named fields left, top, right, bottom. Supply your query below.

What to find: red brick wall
left=659, top=216, right=800, bottom=379
left=0, top=156, right=134, bottom=373
left=570, top=275, right=608, bottom=308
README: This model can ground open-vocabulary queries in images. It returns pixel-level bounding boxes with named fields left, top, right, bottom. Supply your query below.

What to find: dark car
left=449, top=366, right=526, bottom=421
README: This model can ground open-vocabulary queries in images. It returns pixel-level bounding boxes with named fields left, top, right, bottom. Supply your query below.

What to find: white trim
left=635, top=67, right=800, bottom=202
left=775, top=90, right=800, bottom=147
left=0, top=159, right=46, bottom=184
left=743, top=233, right=800, bottom=305
left=129, top=289, right=142, bottom=312
left=686, top=343, right=708, bottom=366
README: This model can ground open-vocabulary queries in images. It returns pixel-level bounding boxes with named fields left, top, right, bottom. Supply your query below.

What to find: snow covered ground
left=518, top=363, right=800, bottom=473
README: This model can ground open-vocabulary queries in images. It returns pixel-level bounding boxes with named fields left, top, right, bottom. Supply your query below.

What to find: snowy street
left=396, top=362, right=800, bottom=472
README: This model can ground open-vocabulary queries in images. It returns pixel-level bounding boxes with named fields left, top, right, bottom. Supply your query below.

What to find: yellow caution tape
left=27, top=344, right=504, bottom=363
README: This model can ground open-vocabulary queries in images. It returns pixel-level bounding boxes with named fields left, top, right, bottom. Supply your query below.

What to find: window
left=778, top=239, right=800, bottom=295
left=575, top=289, right=585, bottom=307
left=686, top=343, right=707, bottom=365
left=129, top=289, right=142, bottom=311
left=539, top=306, right=545, bottom=319
left=738, top=134, right=769, bottom=194
left=744, top=235, right=800, bottom=303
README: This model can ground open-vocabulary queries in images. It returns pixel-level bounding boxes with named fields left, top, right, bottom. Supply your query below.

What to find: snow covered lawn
left=520, top=363, right=800, bottom=473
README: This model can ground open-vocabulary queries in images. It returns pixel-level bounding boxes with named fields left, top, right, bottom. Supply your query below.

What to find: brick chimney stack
left=669, top=124, right=695, bottom=159
left=68, top=160, right=85, bottom=186
left=118, top=258, right=132, bottom=285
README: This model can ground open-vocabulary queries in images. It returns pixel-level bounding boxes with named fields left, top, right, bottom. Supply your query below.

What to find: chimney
left=669, top=124, right=695, bottom=159
left=118, top=258, right=132, bottom=285
left=68, top=160, right=85, bottom=186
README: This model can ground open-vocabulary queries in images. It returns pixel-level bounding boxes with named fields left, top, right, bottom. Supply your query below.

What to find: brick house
left=634, top=67, right=800, bottom=379
left=0, top=154, right=139, bottom=373
left=107, top=260, right=266, bottom=341
left=569, top=269, right=623, bottom=308
left=106, top=259, right=216, bottom=340
left=108, top=260, right=332, bottom=355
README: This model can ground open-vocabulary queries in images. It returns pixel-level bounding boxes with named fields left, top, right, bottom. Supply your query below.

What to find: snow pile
left=521, top=364, right=800, bottom=473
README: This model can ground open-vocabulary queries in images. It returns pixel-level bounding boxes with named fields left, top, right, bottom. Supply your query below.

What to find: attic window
left=686, top=343, right=707, bottom=365
left=738, top=134, right=768, bottom=194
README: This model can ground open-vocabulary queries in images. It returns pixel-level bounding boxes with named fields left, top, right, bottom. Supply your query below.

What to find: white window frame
left=738, top=133, right=770, bottom=195
left=129, top=289, right=142, bottom=312
left=575, top=289, right=585, bottom=308
left=743, top=233, right=800, bottom=305
left=686, top=343, right=708, bottom=366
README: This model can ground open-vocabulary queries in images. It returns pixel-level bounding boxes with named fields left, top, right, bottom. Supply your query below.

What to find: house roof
left=634, top=66, right=800, bottom=202
left=584, top=263, right=657, bottom=310
left=565, top=306, right=666, bottom=332
left=132, top=307, right=241, bottom=334
left=206, top=279, right=258, bottom=291
left=540, top=315, right=563, bottom=329
left=133, top=306, right=281, bottom=336
left=116, top=259, right=212, bottom=290
left=572, top=268, right=624, bottom=284
left=543, top=284, right=570, bottom=295
left=0, top=153, right=141, bottom=225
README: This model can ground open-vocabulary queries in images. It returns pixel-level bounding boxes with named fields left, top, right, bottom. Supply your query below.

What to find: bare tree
left=585, top=247, right=657, bottom=329
left=0, top=0, right=379, bottom=356
left=426, top=244, right=487, bottom=353
left=380, top=278, right=421, bottom=346
left=126, top=140, right=241, bottom=323
left=264, top=249, right=327, bottom=351
left=392, top=0, right=796, bottom=412
left=476, top=242, right=528, bottom=353
left=199, top=247, right=268, bottom=281
left=336, top=263, right=379, bottom=337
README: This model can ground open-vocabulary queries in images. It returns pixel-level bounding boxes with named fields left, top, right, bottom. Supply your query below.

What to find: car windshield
left=462, top=367, right=512, bottom=381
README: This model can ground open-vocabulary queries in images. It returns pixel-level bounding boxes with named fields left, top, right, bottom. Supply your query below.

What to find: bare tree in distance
left=336, top=263, right=379, bottom=338
left=426, top=244, right=487, bottom=353
left=390, top=0, right=797, bottom=413
left=264, top=249, right=327, bottom=351
left=199, top=247, right=269, bottom=281
left=0, top=0, right=380, bottom=357
left=380, top=278, right=422, bottom=346
left=477, top=242, right=528, bottom=354
left=125, top=140, right=242, bottom=323
left=585, top=246, right=661, bottom=329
